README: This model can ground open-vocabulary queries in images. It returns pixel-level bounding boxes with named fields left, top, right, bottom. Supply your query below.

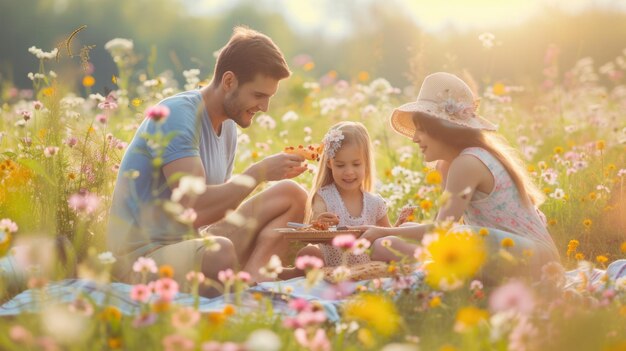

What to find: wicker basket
left=276, top=228, right=363, bottom=243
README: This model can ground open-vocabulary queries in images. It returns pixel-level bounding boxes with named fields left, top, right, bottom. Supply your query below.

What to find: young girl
left=359, top=72, right=560, bottom=280
left=281, top=122, right=391, bottom=278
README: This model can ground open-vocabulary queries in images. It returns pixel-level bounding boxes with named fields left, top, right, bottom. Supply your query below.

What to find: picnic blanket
left=2, top=260, right=625, bottom=319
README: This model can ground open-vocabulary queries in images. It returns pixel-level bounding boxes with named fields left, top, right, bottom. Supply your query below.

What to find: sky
left=185, top=0, right=626, bottom=38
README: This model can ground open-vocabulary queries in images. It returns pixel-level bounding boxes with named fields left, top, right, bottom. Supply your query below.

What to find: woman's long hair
left=414, top=112, right=545, bottom=208
left=303, top=121, right=376, bottom=223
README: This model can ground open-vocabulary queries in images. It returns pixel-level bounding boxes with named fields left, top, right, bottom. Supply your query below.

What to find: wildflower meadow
left=1, top=17, right=626, bottom=351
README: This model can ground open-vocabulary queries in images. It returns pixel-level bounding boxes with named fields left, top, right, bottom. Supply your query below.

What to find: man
left=107, top=27, right=307, bottom=296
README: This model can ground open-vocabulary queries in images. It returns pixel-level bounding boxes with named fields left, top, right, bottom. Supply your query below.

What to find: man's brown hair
left=213, top=26, right=291, bottom=85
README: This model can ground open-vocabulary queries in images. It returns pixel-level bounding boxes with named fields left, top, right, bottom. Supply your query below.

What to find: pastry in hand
left=284, top=144, right=324, bottom=161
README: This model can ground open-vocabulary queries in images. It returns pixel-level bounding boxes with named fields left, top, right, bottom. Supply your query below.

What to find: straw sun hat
left=390, top=72, right=497, bottom=139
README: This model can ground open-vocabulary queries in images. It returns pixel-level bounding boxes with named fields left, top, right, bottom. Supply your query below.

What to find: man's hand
left=249, top=153, right=307, bottom=182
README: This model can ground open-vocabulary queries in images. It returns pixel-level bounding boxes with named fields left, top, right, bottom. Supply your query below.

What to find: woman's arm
left=376, top=213, right=392, bottom=227
left=435, top=154, right=487, bottom=222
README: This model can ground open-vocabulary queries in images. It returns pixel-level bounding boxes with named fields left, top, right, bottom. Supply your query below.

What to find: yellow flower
left=553, top=146, right=564, bottom=154
left=621, top=242, right=626, bottom=254
left=343, top=294, right=402, bottom=336
left=223, top=304, right=236, bottom=316
left=251, top=151, right=259, bottom=160
left=425, top=170, right=443, bottom=185
left=543, top=187, right=551, bottom=194
left=357, top=328, right=375, bottom=348
left=420, top=199, right=433, bottom=211
left=82, top=75, right=95, bottom=87
left=492, top=82, right=506, bottom=96
left=527, top=165, right=536, bottom=173
left=596, top=255, right=608, bottom=265
left=424, top=230, right=486, bottom=290
left=151, top=299, right=171, bottom=313
left=101, top=306, right=122, bottom=321
left=575, top=253, right=585, bottom=261
left=208, top=311, right=226, bottom=325
left=357, top=71, right=370, bottom=82
left=108, top=337, right=122, bottom=349
left=37, top=128, right=48, bottom=139
left=478, top=228, right=489, bottom=237
left=439, top=345, right=458, bottom=351
left=523, top=249, right=534, bottom=258
left=131, top=98, right=143, bottom=107
left=42, top=87, right=55, bottom=97
left=588, top=192, right=597, bottom=201
left=454, top=306, right=489, bottom=333
left=548, top=218, right=557, bottom=226
left=582, top=219, right=592, bottom=229
left=327, top=70, right=338, bottom=78
left=501, top=237, right=515, bottom=248
left=596, top=140, right=605, bottom=151
left=159, top=265, right=174, bottom=278
left=429, top=296, right=442, bottom=308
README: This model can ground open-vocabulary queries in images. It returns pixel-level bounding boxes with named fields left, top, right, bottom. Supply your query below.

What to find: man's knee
left=271, top=180, right=307, bottom=204
left=201, top=237, right=237, bottom=272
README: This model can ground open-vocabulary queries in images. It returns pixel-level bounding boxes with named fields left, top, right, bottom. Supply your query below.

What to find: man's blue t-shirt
left=107, top=90, right=237, bottom=262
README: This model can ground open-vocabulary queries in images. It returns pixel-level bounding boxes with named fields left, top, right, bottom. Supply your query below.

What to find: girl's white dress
left=317, top=183, right=388, bottom=266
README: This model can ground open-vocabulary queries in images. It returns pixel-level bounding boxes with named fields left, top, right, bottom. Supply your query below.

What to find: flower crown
left=322, top=129, right=345, bottom=159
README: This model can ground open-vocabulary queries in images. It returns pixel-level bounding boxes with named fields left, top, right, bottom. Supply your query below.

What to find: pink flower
left=96, top=114, right=108, bottom=124
left=171, top=307, right=200, bottom=329
left=33, top=101, right=44, bottom=110
left=351, top=238, right=371, bottom=255
left=9, top=325, right=33, bottom=343
left=133, top=257, right=158, bottom=274
left=43, top=146, right=59, bottom=157
left=130, top=284, right=152, bottom=303
left=154, top=277, right=179, bottom=301
left=0, top=218, right=18, bottom=233
left=98, top=92, right=118, bottom=110
left=295, top=255, right=324, bottom=270
left=294, top=328, right=330, bottom=351
left=20, top=110, right=32, bottom=121
left=508, top=316, right=539, bottom=351
left=145, top=105, right=170, bottom=122
left=162, top=334, right=194, bottom=351
left=288, top=298, right=310, bottom=313
left=132, top=312, right=157, bottom=328
left=236, top=271, right=251, bottom=284
left=65, top=136, right=78, bottom=147
left=489, top=280, right=535, bottom=315
left=332, top=234, right=356, bottom=250
left=68, top=192, right=100, bottom=215
left=218, top=268, right=235, bottom=284
left=185, top=271, right=205, bottom=283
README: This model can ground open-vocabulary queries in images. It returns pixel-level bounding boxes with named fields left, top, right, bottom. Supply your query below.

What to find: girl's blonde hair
left=414, top=113, right=545, bottom=208
left=304, top=121, right=376, bottom=223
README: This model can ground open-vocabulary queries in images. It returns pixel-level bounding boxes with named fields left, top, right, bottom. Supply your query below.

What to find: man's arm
left=163, top=153, right=306, bottom=227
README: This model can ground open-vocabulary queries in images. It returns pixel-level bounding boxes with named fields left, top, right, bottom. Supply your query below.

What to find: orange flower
left=357, top=71, right=370, bottom=82
left=159, top=265, right=174, bottom=278
left=222, top=304, right=236, bottom=316
left=501, top=238, right=515, bottom=248
left=82, top=75, right=95, bottom=87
